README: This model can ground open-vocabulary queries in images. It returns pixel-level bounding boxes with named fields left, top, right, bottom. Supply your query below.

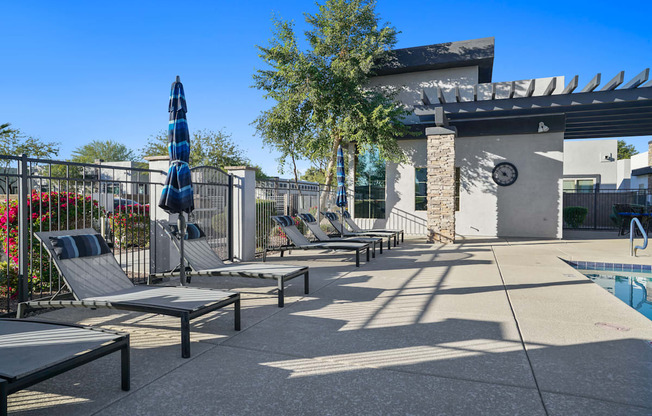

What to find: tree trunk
left=290, top=151, right=303, bottom=199
left=319, top=133, right=343, bottom=210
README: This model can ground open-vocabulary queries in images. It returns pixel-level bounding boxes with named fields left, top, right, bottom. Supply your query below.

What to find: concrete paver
left=7, top=231, right=652, bottom=415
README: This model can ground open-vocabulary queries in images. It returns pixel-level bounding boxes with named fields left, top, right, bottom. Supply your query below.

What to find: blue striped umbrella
left=159, top=76, right=193, bottom=285
left=335, top=145, right=347, bottom=235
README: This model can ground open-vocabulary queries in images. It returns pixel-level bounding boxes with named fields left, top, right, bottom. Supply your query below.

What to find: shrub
left=0, top=191, right=103, bottom=296
left=256, top=199, right=276, bottom=249
left=108, top=204, right=150, bottom=249
left=563, top=206, right=588, bottom=228
left=0, top=261, right=19, bottom=298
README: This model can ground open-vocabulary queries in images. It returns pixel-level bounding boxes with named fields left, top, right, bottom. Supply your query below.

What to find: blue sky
left=2, top=0, right=651, bottom=176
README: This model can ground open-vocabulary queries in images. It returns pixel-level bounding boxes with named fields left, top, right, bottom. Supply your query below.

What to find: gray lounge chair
left=323, top=212, right=397, bottom=247
left=0, top=318, right=129, bottom=416
left=270, top=215, right=370, bottom=267
left=17, top=228, right=240, bottom=358
left=297, top=213, right=382, bottom=257
left=159, top=220, right=309, bottom=307
left=341, top=210, right=404, bottom=243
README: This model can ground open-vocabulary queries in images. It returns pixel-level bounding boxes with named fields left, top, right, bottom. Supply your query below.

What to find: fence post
left=225, top=166, right=256, bottom=262
left=228, top=174, right=234, bottom=261
left=593, top=184, right=599, bottom=230
left=17, top=154, right=29, bottom=303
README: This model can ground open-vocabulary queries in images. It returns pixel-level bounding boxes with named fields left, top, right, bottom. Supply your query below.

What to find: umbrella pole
left=341, top=207, right=344, bottom=236
left=178, top=213, right=186, bottom=286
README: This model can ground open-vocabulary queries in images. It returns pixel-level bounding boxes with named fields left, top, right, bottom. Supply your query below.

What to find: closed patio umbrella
left=335, top=145, right=347, bottom=236
left=159, top=75, right=194, bottom=285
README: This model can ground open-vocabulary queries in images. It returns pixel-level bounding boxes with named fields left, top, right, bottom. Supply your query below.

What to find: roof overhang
left=374, top=37, right=495, bottom=83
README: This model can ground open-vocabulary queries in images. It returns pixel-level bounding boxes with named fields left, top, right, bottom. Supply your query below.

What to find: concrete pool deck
left=8, top=231, right=652, bottom=415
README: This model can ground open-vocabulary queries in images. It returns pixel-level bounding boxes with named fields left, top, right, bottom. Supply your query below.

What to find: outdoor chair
left=0, top=318, right=129, bottom=416
left=341, top=210, right=404, bottom=243
left=323, top=212, right=397, bottom=248
left=18, top=228, right=241, bottom=358
left=270, top=215, right=371, bottom=267
left=158, top=220, right=309, bottom=307
left=298, top=213, right=382, bottom=257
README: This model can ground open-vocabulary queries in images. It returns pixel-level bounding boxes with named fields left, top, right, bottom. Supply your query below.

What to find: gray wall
left=455, top=132, right=564, bottom=238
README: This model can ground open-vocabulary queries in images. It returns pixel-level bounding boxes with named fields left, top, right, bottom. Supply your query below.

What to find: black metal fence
left=254, top=179, right=342, bottom=256
left=563, top=189, right=651, bottom=230
left=0, top=155, right=232, bottom=315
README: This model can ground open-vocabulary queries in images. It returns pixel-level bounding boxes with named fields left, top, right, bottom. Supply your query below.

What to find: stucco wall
left=630, top=152, right=649, bottom=189
left=563, top=139, right=618, bottom=188
left=455, top=132, right=564, bottom=238
left=366, top=66, right=479, bottom=107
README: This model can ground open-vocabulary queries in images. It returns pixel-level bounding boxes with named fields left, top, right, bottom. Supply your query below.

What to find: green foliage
left=563, top=206, right=588, bottom=228
left=0, top=261, right=19, bottom=298
left=0, top=123, right=60, bottom=160
left=256, top=199, right=276, bottom=249
left=141, top=129, right=258, bottom=170
left=252, top=0, right=411, bottom=189
left=617, top=140, right=638, bottom=160
left=108, top=205, right=150, bottom=249
left=301, top=166, right=326, bottom=183
left=0, top=191, right=103, bottom=297
left=71, top=139, right=138, bottom=163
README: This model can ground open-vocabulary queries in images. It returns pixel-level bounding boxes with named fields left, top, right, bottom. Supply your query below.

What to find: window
left=563, top=179, right=595, bottom=193
left=354, top=148, right=385, bottom=219
left=415, top=167, right=427, bottom=211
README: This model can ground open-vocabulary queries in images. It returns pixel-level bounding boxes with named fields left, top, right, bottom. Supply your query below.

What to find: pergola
left=413, top=69, right=652, bottom=139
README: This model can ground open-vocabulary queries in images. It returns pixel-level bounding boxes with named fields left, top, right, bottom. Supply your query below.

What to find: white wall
left=630, top=152, right=649, bottom=189
left=366, top=66, right=479, bottom=107
left=563, top=139, right=618, bottom=188
left=455, top=132, right=564, bottom=238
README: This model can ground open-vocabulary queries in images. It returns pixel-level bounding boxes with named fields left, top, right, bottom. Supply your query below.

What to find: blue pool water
left=573, top=267, right=652, bottom=322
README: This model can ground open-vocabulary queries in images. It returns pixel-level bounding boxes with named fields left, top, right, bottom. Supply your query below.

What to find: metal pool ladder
left=629, top=217, right=648, bottom=256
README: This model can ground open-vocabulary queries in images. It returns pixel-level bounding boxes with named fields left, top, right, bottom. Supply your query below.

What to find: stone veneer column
left=426, top=127, right=457, bottom=244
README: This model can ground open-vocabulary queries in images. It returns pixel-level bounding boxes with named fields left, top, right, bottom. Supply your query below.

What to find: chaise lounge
left=298, top=213, right=382, bottom=257
left=270, top=215, right=371, bottom=267
left=323, top=212, right=397, bottom=248
left=0, top=318, right=129, bottom=416
left=341, top=210, right=404, bottom=243
left=158, top=220, right=309, bottom=307
left=17, top=228, right=240, bottom=358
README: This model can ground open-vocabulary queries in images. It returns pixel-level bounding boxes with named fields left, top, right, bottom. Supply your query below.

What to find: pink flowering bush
left=0, top=191, right=103, bottom=297
left=108, top=204, right=150, bottom=249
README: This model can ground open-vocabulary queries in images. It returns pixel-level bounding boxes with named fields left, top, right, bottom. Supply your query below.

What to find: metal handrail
left=629, top=217, right=648, bottom=256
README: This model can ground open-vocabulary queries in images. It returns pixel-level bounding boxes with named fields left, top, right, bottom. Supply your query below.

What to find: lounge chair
left=270, top=215, right=370, bottom=267
left=158, top=220, right=309, bottom=307
left=341, top=210, right=404, bottom=243
left=297, top=213, right=382, bottom=257
left=0, top=318, right=129, bottom=416
left=323, top=212, right=398, bottom=247
left=18, top=228, right=240, bottom=358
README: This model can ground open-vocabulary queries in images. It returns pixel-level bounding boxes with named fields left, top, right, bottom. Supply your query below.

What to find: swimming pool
left=567, top=261, right=652, bottom=321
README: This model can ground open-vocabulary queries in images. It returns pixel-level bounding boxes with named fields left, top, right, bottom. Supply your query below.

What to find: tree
left=141, top=129, right=253, bottom=169
left=301, top=166, right=326, bottom=183
left=71, top=139, right=138, bottom=163
left=253, top=0, right=411, bottom=205
left=617, top=140, right=638, bottom=159
left=0, top=123, right=60, bottom=159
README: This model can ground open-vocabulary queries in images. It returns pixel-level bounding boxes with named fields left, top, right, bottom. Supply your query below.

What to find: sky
left=2, top=0, right=651, bottom=177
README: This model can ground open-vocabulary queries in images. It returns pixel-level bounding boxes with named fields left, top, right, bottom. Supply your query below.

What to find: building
left=346, top=37, right=652, bottom=240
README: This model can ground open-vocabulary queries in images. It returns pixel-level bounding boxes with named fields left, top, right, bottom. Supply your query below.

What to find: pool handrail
left=629, top=217, right=647, bottom=256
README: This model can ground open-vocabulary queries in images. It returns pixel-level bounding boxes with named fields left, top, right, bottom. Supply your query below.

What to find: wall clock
left=492, top=162, right=518, bottom=186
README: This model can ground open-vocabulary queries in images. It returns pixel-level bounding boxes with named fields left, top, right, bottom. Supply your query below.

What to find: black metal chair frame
left=0, top=319, right=129, bottom=416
